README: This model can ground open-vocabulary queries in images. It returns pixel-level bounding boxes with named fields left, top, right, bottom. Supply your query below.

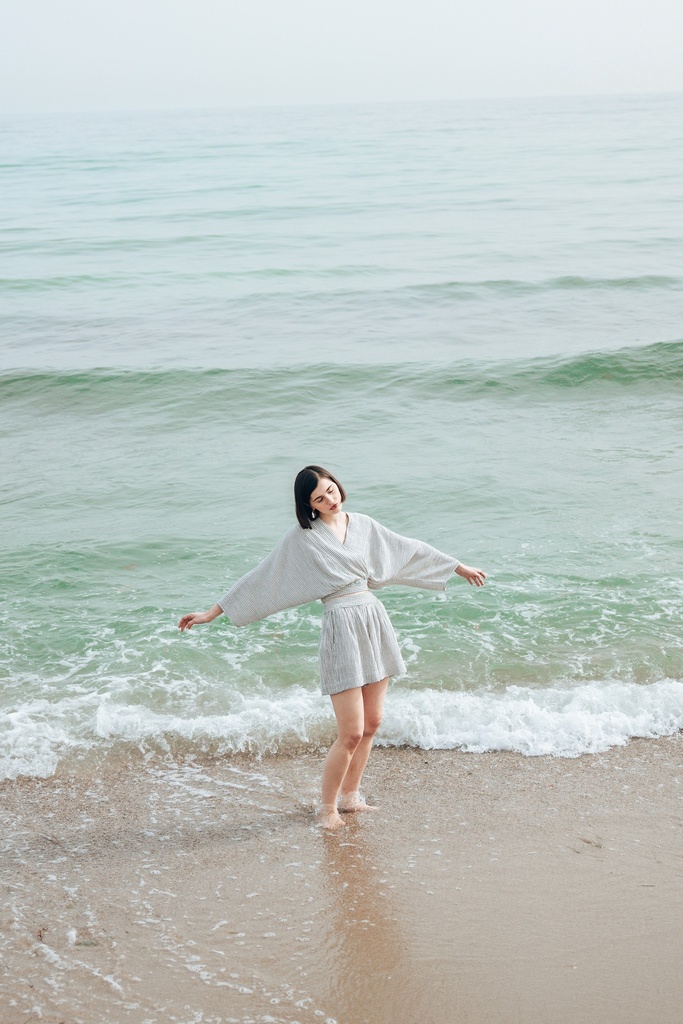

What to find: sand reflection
left=318, top=825, right=421, bottom=1024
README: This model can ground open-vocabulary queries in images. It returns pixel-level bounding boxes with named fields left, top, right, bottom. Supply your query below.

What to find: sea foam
left=2, top=678, right=682, bottom=779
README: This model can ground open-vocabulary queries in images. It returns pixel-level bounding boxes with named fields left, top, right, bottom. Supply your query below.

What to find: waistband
left=321, top=589, right=374, bottom=610
left=321, top=580, right=368, bottom=602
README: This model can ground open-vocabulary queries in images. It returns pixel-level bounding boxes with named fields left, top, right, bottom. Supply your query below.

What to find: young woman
left=179, top=466, right=486, bottom=829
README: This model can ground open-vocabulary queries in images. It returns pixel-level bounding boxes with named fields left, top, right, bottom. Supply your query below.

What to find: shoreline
left=2, top=735, right=683, bottom=1023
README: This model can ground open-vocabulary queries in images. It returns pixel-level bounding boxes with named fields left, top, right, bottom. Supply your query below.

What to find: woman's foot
left=338, top=790, right=377, bottom=813
left=316, top=803, right=345, bottom=830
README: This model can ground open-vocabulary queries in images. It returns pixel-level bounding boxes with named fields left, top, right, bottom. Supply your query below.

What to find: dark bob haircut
left=294, top=465, right=347, bottom=530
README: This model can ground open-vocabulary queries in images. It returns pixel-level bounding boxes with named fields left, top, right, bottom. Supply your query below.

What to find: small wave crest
left=3, top=271, right=679, bottom=297
left=394, top=274, right=683, bottom=303
left=3, top=339, right=682, bottom=417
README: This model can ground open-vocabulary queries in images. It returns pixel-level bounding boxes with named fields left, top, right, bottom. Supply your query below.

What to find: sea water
left=2, top=93, right=683, bottom=779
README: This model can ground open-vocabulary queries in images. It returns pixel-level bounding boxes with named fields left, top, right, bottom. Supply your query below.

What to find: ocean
left=2, top=92, right=683, bottom=780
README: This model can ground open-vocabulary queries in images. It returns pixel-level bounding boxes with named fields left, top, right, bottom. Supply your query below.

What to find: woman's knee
left=363, top=712, right=383, bottom=738
left=339, top=728, right=364, bottom=752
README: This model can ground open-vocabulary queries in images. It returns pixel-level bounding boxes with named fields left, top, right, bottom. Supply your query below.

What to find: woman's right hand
left=178, top=612, right=210, bottom=631
left=178, top=604, right=223, bottom=631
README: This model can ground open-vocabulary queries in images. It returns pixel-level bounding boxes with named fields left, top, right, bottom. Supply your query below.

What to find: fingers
left=457, top=564, right=487, bottom=586
left=178, top=614, right=196, bottom=631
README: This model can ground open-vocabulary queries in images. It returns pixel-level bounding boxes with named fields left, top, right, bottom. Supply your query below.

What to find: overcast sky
left=1, top=0, right=682, bottom=113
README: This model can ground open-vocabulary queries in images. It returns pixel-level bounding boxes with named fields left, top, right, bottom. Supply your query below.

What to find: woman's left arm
left=455, top=563, right=487, bottom=587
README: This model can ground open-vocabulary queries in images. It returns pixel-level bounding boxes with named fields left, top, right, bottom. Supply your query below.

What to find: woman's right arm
left=178, top=603, right=224, bottom=631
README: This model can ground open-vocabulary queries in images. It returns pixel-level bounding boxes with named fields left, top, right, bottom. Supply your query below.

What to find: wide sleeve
left=365, top=517, right=460, bottom=592
left=217, top=527, right=325, bottom=627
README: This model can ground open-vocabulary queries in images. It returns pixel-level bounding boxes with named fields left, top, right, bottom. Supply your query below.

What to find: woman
left=179, top=466, right=486, bottom=829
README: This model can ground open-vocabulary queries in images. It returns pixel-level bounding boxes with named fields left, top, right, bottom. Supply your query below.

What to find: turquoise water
left=2, top=94, right=683, bottom=777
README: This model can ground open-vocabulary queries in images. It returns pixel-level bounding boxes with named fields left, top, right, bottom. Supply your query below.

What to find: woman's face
left=309, top=477, right=343, bottom=517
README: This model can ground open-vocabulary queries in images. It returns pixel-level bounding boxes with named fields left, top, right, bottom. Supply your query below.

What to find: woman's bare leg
left=338, top=678, right=388, bottom=811
left=318, top=687, right=365, bottom=829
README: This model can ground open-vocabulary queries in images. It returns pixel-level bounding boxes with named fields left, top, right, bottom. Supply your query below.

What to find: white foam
left=94, top=687, right=330, bottom=753
left=379, top=679, right=683, bottom=757
left=1, top=678, right=683, bottom=778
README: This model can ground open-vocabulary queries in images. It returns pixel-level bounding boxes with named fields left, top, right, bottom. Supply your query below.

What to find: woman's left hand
left=455, top=563, right=487, bottom=586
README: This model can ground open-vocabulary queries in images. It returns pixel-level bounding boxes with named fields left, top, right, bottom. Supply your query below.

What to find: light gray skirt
left=318, top=591, right=406, bottom=696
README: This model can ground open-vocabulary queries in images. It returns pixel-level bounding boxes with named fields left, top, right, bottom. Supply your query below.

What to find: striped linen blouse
left=218, top=512, right=459, bottom=626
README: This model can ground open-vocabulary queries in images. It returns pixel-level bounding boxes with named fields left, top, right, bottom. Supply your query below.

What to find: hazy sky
left=2, top=0, right=682, bottom=113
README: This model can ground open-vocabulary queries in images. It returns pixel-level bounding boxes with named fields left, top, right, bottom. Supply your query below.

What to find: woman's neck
left=319, top=509, right=348, bottom=539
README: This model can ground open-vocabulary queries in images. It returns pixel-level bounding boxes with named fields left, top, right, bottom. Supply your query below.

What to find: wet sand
left=2, top=736, right=683, bottom=1024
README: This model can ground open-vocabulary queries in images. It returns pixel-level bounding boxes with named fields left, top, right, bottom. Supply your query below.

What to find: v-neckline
left=319, top=512, right=350, bottom=547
